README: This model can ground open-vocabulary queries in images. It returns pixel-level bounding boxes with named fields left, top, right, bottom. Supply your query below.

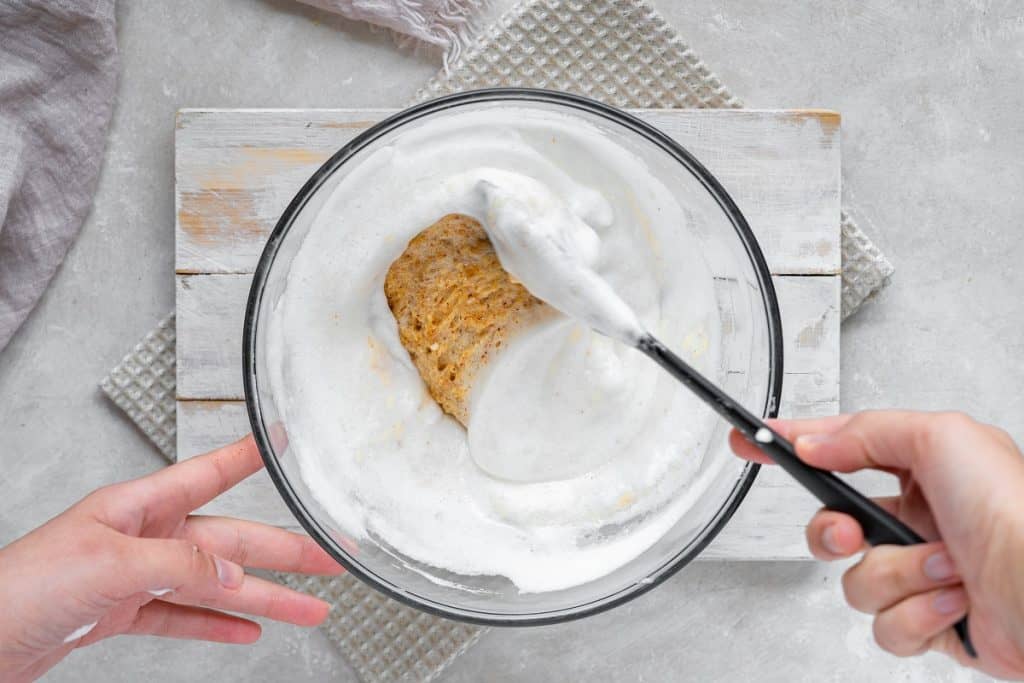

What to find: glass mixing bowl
left=243, top=88, right=783, bottom=626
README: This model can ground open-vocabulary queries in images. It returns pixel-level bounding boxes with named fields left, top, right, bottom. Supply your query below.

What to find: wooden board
left=176, top=109, right=840, bottom=276
left=175, top=108, right=856, bottom=560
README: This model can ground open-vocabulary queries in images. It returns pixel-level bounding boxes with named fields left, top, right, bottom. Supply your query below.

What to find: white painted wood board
left=175, top=109, right=841, bottom=276
left=175, top=108, right=852, bottom=560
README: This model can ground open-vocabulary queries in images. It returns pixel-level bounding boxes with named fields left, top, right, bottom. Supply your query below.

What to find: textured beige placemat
left=100, top=313, right=176, bottom=459
left=280, top=573, right=485, bottom=682
left=104, top=1, right=892, bottom=680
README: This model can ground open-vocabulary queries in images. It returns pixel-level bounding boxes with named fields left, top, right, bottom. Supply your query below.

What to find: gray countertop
left=1, top=1, right=1021, bottom=681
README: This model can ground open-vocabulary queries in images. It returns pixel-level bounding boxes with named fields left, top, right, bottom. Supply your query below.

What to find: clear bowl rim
left=242, top=87, right=783, bottom=627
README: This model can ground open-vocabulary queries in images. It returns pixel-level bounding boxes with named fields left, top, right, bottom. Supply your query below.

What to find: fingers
left=833, top=541, right=969, bottom=659
left=872, top=587, right=968, bottom=657
left=164, top=574, right=331, bottom=627
left=984, top=423, right=1022, bottom=453
left=182, top=516, right=343, bottom=575
left=142, top=435, right=265, bottom=515
left=804, top=497, right=914, bottom=560
left=768, top=415, right=855, bottom=441
left=805, top=510, right=865, bottom=559
left=117, top=536, right=246, bottom=599
left=927, top=622, right=976, bottom=664
left=842, top=542, right=961, bottom=614
left=128, top=602, right=261, bottom=644
left=118, top=537, right=330, bottom=627
left=729, top=415, right=853, bottom=464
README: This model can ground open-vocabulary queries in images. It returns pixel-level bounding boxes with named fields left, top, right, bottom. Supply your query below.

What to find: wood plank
left=177, top=400, right=296, bottom=525
left=177, top=273, right=839, bottom=403
left=775, top=275, right=841, bottom=418
left=175, top=110, right=393, bottom=275
left=176, top=274, right=245, bottom=399
left=177, top=399, right=250, bottom=456
left=638, top=110, right=840, bottom=275
left=175, top=109, right=839, bottom=276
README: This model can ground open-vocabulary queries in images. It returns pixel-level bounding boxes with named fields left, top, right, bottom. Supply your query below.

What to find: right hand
left=730, top=411, right=1024, bottom=679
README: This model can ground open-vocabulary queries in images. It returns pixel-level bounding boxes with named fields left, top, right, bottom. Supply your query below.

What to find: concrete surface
left=1, top=0, right=1021, bottom=681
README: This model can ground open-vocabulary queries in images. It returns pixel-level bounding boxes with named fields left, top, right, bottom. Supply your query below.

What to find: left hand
left=0, top=435, right=343, bottom=683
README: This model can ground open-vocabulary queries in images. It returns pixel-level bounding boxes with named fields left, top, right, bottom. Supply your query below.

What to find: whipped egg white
left=266, top=107, right=723, bottom=593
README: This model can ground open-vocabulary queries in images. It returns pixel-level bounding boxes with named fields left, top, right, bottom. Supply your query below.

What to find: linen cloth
left=0, top=0, right=118, bottom=352
left=295, top=0, right=489, bottom=64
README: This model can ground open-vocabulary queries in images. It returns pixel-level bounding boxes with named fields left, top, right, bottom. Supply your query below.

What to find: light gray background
left=1, top=1, right=1020, bottom=681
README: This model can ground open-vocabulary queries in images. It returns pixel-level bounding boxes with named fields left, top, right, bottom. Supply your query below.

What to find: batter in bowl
left=266, top=107, right=724, bottom=593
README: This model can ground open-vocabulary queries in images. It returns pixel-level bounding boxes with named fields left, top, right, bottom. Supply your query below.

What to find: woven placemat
left=104, top=0, right=893, bottom=680
left=280, top=573, right=484, bottom=682
left=100, top=313, right=176, bottom=461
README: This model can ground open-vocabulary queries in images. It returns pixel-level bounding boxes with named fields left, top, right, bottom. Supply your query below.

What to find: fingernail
left=822, top=525, right=842, bottom=555
left=924, top=550, right=957, bottom=581
left=933, top=587, right=967, bottom=615
left=214, top=556, right=244, bottom=589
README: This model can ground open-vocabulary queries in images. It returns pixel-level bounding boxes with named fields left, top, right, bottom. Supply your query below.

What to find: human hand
left=0, top=435, right=343, bottom=683
left=730, top=411, right=1024, bottom=679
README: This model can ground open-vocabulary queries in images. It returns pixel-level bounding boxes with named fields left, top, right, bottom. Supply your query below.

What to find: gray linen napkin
left=295, top=0, right=490, bottom=64
left=0, top=0, right=119, bottom=352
